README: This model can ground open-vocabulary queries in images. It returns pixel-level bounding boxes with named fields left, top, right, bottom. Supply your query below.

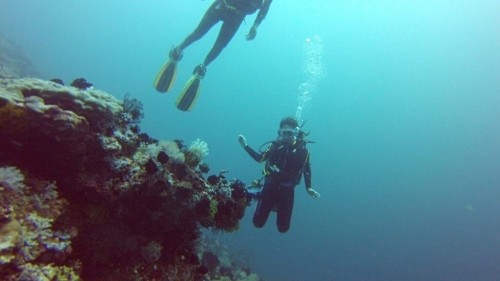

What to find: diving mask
left=279, top=127, right=299, bottom=140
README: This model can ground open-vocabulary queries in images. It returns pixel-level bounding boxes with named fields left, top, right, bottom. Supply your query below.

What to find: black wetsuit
left=244, top=140, right=312, bottom=233
left=178, top=0, right=273, bottom=66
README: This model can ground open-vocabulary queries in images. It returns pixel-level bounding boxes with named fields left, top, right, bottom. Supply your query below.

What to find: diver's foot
left=193, top=64, right=206, bottom=78
left=169, top=46, right=183, bottom=61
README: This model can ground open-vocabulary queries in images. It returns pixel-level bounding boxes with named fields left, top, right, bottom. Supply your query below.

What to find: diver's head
left=278, top=117, right=299, bottom=143
left=280, top=117, right=299, bottom=129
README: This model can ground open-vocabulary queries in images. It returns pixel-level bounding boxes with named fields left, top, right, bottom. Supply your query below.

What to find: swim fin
left=154, top=47, right=183, bottom=93
left=153, top=59, right=178, bottom=93
left=175, top=74, right=202, bottom=111
left=175, top=64, right=206, bottom=111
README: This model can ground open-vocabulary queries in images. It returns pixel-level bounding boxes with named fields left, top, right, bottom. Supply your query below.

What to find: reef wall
left=0, top=33, right=39, bottom=78
left=0, top=78, right=258, bottom=281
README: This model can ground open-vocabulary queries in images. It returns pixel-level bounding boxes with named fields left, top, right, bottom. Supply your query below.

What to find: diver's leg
left=202, top=15, right=244, bottom=66
left=176, top=1, right=222, bottom=52
left=276, top=188, right=295, bottom=233
left=253, top=189, right=275, bottom=228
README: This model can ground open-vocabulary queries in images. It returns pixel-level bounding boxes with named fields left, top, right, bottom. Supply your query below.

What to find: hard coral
left=4, top=78, right=122, bottom=132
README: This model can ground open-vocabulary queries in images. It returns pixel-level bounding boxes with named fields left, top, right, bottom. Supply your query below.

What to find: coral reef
left=0, top=77, right=257, bottom=280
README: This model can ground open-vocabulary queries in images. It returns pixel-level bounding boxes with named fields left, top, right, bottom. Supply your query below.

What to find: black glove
left=246, top=26, right=257, bottom=41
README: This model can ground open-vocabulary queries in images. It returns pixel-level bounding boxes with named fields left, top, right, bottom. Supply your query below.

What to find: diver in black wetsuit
left=170, top=0, right=273, bottom=76
left=238, top=117, right=321, bottom=233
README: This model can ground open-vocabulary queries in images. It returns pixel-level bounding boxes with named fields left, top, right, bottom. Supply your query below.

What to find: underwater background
left=1, top=0, right=499, bottom=280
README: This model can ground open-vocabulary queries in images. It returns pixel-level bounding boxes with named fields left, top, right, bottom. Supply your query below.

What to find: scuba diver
left=154, top=0, right=273, bottom=111
left=238, top=117, right=321, bottom=233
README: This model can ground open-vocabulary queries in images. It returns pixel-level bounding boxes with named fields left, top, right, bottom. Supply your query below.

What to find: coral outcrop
left=0, top=78, right=257, bottom=280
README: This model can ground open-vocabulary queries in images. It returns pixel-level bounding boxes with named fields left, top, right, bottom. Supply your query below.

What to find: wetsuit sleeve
left=254, top=0, right=273, bottom=27
left=303, top=151, right=312, bottom=189
left=244, top=143, right=273, bottom=162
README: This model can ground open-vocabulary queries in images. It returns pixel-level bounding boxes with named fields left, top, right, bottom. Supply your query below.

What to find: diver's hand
left=246, top=26, right=257, bottom=40
left=307, top=188, right=321, bottom=199
left=238, top=135, right=247, bottom=148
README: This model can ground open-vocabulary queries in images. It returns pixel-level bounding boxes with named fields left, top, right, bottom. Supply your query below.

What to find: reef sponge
left=185, top=138, right=209, bottom=168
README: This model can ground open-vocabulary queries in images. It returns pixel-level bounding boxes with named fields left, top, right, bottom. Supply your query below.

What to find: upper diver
left=154, top=0, right=273, bottom=111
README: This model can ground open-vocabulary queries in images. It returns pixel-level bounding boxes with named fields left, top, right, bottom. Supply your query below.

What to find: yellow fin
left=153, top=60, right=178, bottom=93
left=175, top=75, right=202, bottom=111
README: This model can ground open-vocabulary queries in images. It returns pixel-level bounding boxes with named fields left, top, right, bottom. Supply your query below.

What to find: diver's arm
left=245, top=142, right=278, bottom=162
left=303, top=152, right=320, bottom=198
left=239, top=134, right=269, bottom=162
left=303, top=152, right=312, bottom=189
left=246, top=0, right=273, bottom=40
left=254, top=0, right=273, bottom=27
left=244, top=145, right=265, bottom=162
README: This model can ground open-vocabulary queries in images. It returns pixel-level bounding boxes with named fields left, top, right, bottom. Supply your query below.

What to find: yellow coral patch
left=0, top=219, right=22, bottom=264
left=0, top=101, right=27, bottom=133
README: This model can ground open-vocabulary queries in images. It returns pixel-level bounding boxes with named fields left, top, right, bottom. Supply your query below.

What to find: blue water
left=2, top=1, right=500, bottom=280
